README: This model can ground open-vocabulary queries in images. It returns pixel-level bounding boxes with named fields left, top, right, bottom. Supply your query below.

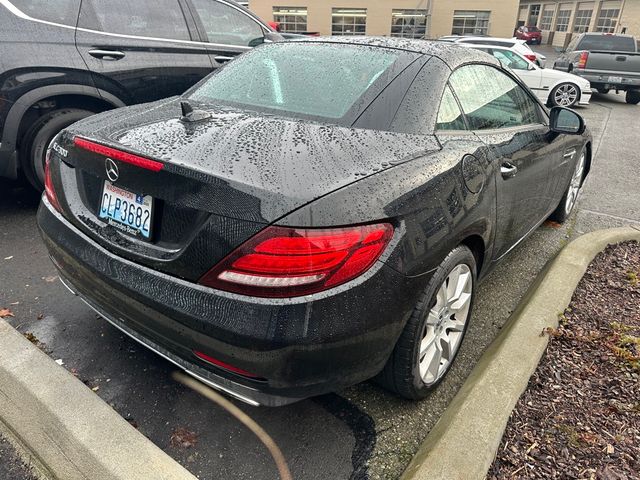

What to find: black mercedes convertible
left=38, top=37, right=591, bottom=406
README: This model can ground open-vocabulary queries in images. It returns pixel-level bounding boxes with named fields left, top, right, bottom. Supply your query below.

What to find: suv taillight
left=44, top=148, right=62, bottom=212
left=199, top=223, right=394, bottom=298
left=577, top=51, right=589, bottom=69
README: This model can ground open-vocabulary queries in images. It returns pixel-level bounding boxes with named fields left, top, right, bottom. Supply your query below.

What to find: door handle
left=500, top=162, right=518, bottom=179
left=88, top=49, right=126, bottom=60
left=214, top=55, right=234, bottom=63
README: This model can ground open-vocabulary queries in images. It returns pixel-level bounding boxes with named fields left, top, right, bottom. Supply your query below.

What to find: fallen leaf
left=126, top=418, right=139, bottom=429
left=91, top=386, right=100, bottom=392
left=606, top=444, right=615, bottom=454
left=0, top=308, right=14, bottom=318
left=37, top=313, right=44, bottom=320
left=170, top=427, right=198, bottom=449
left=42, top=275, right=58, bottom=283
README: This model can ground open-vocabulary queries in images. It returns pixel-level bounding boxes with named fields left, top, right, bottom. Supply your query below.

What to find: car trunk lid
left=53, top=98, right=439, bottom=281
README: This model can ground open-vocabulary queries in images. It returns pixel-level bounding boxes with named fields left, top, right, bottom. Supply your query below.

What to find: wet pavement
left=1, top=82, right=639, bottom=479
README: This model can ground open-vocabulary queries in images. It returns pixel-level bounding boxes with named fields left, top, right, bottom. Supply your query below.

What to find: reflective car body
left=38, top=38, right=592, bottom=406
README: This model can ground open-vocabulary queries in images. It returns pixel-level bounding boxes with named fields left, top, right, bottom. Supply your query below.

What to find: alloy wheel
left=418, top=264, right=473, bottom=386
left=565, top=150, right=585, bottom=215
left=554, top=84, right=579, bottom=107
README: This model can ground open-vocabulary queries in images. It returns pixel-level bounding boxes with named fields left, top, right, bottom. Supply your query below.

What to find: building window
left=596, top=8, right=620, bottom=33
left=528, top=4, right=540, bottom=26
left=573, top=9, right=592, bottom=33
left=331, top=8, right=366, bottom=35
left=272, top=6, right=307, bottom=34
left=540, top=9, right=554, bottom=30
left=391, top=9, right=427, bottom=38
left=555, top=9, right=571, bottom=32
left=451, top=11, right=490, bottom=36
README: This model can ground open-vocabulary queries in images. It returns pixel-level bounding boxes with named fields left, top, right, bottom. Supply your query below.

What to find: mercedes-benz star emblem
left=105, top=158, right=119, bottom=182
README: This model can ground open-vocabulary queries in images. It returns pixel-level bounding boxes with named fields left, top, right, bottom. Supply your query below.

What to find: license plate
left=608, top=76, right=623, bottom=83
left=99, top=181, right=153, bottom=239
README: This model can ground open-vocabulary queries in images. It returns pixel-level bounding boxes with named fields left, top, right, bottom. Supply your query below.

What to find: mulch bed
left=488, top=241, right=640, bottom=479
left=0, top=434, right=38, bottom=480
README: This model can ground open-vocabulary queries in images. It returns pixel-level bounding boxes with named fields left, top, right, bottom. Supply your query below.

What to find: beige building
left=248, top=0, right=521, bottom=39
left=518, top=0, right=640, bottom=47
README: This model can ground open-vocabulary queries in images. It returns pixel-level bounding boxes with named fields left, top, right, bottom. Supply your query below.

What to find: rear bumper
left=579, top=89, right=592, bottom=105
left=37, top=199, right=424, bottom=406
left=577, top=72, right=640, bottom=91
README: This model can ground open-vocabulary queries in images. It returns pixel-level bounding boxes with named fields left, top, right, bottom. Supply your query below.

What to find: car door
left=449, top=63, right=563, bottom=259
left=75, top=0, right=214, bottom=105
left=185, top=0, right=267, bottom=67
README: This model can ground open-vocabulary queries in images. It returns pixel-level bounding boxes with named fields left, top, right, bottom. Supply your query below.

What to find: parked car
left=0, top=0, right=281, bottom=190
left=553, top=33, right=640, bottom=104
left=462, top=44, right=591, bottom=107
left=38, top=38, right=591, bottom=406
left=515, top=25, right=542, bottom=44
left=439, top=35, right=546, bottom=67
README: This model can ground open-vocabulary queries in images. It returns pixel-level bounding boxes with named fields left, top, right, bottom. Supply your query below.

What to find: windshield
left=189, top=43, right=404, bottom=121
left=577, top=35, right=636, bottom=52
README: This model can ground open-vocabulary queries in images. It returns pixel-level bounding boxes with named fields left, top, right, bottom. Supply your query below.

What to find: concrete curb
left=0, top=319, right=197, bottom=480
left=401, top=226, right=640, bottom=480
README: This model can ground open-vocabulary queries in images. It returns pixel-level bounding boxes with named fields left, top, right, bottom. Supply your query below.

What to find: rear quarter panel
left=279, top=134, right=496, bottom=279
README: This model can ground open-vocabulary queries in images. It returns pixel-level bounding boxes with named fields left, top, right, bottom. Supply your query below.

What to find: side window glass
left=450, top=64, right=540, bottom=130
left=436, top=85, right=467, bottom=131
left=12, top=0, right=80, bottom=26
left=191, top=0, right=264, bottom=47
left=80, top=0, right=190, bottom=40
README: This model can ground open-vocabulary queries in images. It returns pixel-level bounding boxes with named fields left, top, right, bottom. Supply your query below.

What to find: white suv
left=438, top=36, right=546, bottom=67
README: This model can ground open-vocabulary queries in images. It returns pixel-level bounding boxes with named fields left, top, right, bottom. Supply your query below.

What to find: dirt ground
left=489, top=241, right=640, bottom=479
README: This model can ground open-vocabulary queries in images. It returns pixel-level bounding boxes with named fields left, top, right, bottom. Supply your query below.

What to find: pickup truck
left=553, top=33, right=640, bottom=104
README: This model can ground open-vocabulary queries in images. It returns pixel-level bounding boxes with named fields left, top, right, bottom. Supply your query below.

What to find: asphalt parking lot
left=2, top=53, right=639, bottom=480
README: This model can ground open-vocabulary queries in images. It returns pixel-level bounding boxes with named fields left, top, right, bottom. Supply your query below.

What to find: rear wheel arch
left=583, top=141, right=592, bottom=184
left=3, top=85, right=126, bottom=153
left=460, top=234, right=486, bottom=276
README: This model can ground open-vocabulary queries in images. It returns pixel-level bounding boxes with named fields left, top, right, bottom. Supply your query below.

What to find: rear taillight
left=524, top=54, right=537, bottom=63
left=44, top=148, right=62, bottom=212
left=73, top=137, right=164, bottom=172
left=577, top=51, right=589, bottom=69
left=199, top=223, right=394, bottom=298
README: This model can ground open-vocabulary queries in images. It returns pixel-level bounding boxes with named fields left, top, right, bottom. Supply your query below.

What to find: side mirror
left=549, top=106, right=585, bottom=135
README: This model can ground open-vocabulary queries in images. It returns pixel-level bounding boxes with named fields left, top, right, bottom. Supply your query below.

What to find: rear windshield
left=577, top=35, right=636, bottom=52
left=527, top=26, right=541, bottom=32
left=189, top=42, right=405, bottom=121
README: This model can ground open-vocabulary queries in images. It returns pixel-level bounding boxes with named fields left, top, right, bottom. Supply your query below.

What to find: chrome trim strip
left=0, top=0, right=252, bottom=51
left=564, top=149, right=577, bottom=159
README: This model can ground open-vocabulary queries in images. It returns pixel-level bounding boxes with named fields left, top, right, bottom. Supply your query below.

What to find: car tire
left=625, top=90, right=640, bottom=105
left=549, top=83, right=580, bottom=107
left=20, top=108, right=94, bottom=191
left=597, top=88, right=610, bottom=95
left=550, top=147, right=586, bottom=223
left=377, top=245, right=477, bottom=400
